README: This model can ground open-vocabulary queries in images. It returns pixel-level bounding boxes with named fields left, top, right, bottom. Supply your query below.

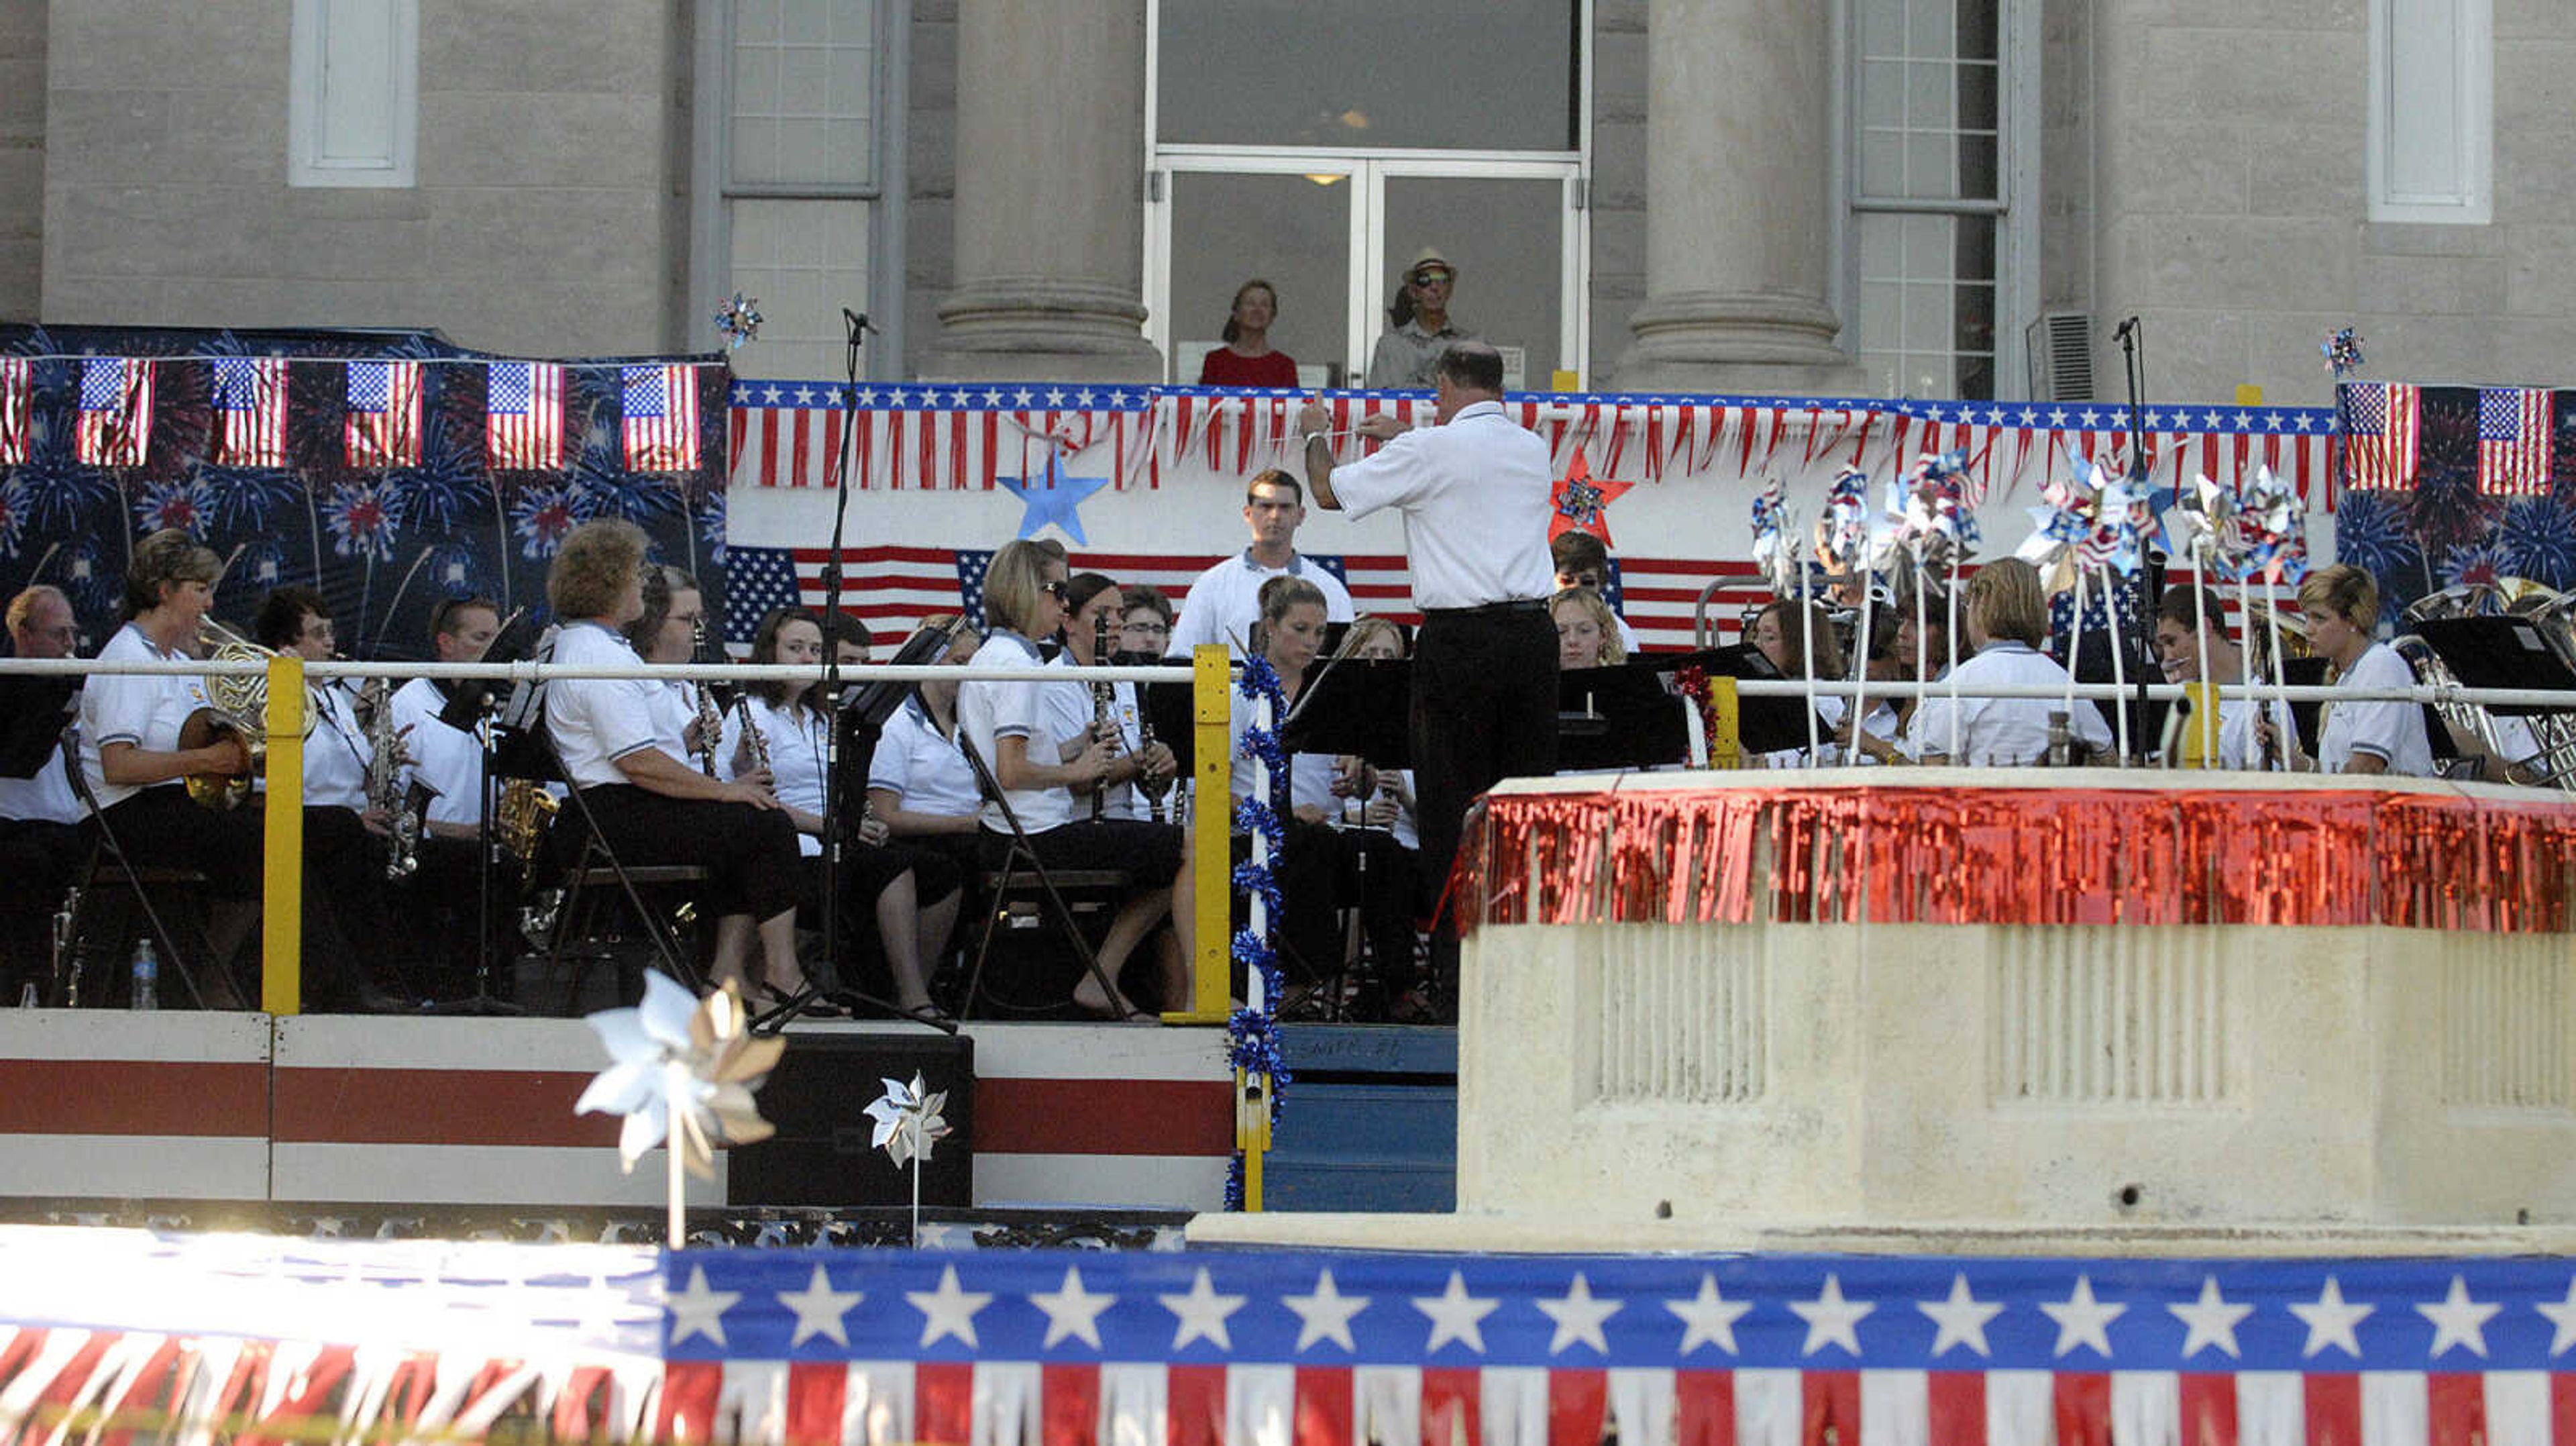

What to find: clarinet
left=1089, top=612, right=1116, bottom=822
left=735, top=692, right=771, bottom=778
left=689, top=617, right=723, bottom=778
left=1136, top=700, right=1167, bottom=824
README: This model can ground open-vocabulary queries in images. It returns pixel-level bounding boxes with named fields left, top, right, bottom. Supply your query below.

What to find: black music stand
left=420, top=607, right=541, bottom=1015
left=2410, top=617, right=2576, bottom=715
left=0, top=676, right=77, bottom=783
left=1279, top=658, right=1411, bottom=768
left=1556, top=662, right=1695, bottom=771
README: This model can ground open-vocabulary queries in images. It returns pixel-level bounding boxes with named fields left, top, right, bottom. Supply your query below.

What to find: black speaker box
left=727, top=1031, right=975, bottom=1208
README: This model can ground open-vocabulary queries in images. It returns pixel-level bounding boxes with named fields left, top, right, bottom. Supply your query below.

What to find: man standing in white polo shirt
left=1295, top=342, right=1556, bottom=994
left=1166, top=468, right=1355, bottom=658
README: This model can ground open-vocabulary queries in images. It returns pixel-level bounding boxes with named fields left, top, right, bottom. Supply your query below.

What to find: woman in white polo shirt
left=1903, top=557, right=2113, bottom=766
left=2260, top=563, right=2434, bottom=777
left=955, top=539, right=1196, bottom=1019
left=539, top=519, right=816, bottom=1006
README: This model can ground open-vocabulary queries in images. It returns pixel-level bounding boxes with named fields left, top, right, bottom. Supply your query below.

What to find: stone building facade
left=0, top=0, right=2561, bottom=408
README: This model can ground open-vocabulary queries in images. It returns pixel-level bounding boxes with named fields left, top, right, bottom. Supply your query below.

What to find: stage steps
left=1266, top=1025, right=1455, bottom=1212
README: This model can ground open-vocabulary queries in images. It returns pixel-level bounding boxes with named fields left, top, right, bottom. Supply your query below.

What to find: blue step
left=1267, top=1026, right=1456, bottom=1213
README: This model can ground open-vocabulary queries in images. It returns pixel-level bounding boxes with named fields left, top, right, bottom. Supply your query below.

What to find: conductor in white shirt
left=1295, top=342, right=1557, bottom=978
left=1165, top=469, right=1355, bottom=658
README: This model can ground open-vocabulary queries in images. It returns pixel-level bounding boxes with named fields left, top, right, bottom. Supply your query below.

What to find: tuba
left=2399, top=580, right=2576, bottom=790
left=178, top=618, right=325, bottom=810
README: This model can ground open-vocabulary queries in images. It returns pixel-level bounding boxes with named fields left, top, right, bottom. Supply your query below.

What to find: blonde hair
left=1966, top=557, right=2049, bottom=649
left=981, top=538, right=1069, bottom=635
left=1551, top=586, right=1625, bottom=665
left=2298, top=563, right=2379, bottom=633
left=123, top=529, right=221, bottom=620
left=547, top=519, right=649, bottom=621
left=1336, top=615, right=1406, bottom=660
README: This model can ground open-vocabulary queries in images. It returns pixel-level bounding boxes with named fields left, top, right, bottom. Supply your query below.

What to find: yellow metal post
left=2181, top=681, right=2218, bottom=768
left=1707, top=674, right=1741, bottom=769
left=261, top=656, right=305, bottom=1015
left=1170, top=643, right=1232, bottom=1024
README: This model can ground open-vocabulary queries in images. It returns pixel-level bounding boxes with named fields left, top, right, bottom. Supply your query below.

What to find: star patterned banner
left=729, top=381, right=2349, bottom=509
left=15, top=1231, right=2576, bottom=1446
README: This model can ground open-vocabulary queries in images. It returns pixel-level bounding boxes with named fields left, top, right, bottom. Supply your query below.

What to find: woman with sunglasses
left=955, top=539, right=1197, bottom=1019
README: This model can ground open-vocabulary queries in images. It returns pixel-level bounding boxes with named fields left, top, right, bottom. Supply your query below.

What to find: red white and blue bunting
left=7, top=1227, right=2576, bottom=1446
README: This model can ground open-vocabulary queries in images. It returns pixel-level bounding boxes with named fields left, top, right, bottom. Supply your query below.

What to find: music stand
left=2282, top=657, right=2329, bottom=758
left=1556, top=662, right=1694, bottom=772
left=2410, top=617, right=2576, bottom=715
left=416, top=607, right=541, bottom=1015
left=0, top=676, right=77, bottom=782
left=1279, top=658, right=1411, bottom=767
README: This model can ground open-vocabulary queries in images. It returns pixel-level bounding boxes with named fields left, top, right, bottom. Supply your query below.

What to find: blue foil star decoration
left=1003, top=448, right=1111, bottom=544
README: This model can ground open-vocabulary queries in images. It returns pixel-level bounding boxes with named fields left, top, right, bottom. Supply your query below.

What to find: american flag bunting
left=2339, top=381, right=2421, bottom=493
left=2476, top=386, right=2555, bottom=497
left=0, top=357, right=27, bottom=466
left=623, top=363, right=702, bottom=473
left=74, top=357, right=154, bottom=467
left=210, top=356, right=288, bottom=468
left=487, top=360, right=568, bottom=472
left=344, top=359, right=423, bottom=468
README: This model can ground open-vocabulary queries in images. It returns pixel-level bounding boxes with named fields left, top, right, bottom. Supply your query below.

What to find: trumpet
left=178, top=617, right=324, bottom=811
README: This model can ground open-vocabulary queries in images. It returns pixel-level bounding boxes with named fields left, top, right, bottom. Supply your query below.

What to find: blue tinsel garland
left=1224, top=652, right=1291, bottom=1209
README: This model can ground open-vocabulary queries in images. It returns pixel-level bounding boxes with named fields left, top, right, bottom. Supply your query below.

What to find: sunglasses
left=1411, top=268, right=1453, bottom=287
left=1042, top=580, right=1071, bottom=602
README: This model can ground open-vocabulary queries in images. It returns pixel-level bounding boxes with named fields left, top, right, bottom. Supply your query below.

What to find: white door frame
left=1145, top=148, right=1589, bottom=386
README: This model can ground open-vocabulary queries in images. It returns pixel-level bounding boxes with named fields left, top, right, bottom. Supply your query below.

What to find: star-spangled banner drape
left=9, top=1231, right=2576, bottom=1446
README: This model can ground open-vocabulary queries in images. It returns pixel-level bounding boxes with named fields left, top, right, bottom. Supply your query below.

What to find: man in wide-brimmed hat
left=1364, top=245, right=1479, bottom=388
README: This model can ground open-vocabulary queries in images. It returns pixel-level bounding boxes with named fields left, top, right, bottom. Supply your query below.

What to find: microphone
left=2113, top=316, right=2140, bottom=342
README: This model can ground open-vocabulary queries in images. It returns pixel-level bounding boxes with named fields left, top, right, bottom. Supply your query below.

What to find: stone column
left=922, top=0, right=1161, bottom=382
left=1613, top=0, right=1869, bottom=393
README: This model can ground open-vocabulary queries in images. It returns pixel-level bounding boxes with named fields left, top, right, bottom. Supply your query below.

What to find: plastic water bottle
left=129, top=939, right=158, bottom=1011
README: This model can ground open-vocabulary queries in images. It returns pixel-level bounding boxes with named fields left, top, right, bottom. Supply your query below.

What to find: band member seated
left=1114, top=586, right=1175, bottom=665
left=956, top=539, right=1195, bottom=1019
left=1327, top=617, right=1419, bottom=852
left=76, top=530, right=264, bottom=1006
left=868, top=616, right=985, bottom=875
left=1903, top=557, right=2113, bottom=766
left=252, top=586, right=423, bottom=1009
left=387, top=595, right=502, bottom=993
left=2257, top=562, right=2434, bottom=777
left=0, top=585, right=85, bottom=998
left=722, top=605, right=961, bottom=1023
left=541, top=520, right=816, bottom=1005
left=1064, top=573, right=1181, bottom=823
left=1746, top=597, right=1847, bottom=768
left=1841, top=590, right=1946, bottom=765
left=1552, top=531, right=1642, bottom=654
left=1235, top=576, right=1418, bottom=1015
left=2151, top=583, right=2298, bottom=770
left=1552, top=586, right=1625, bottom=671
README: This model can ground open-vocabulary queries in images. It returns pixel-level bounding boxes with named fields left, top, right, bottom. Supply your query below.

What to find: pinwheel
left=2322, top=327, right=2364, bottom=378
left=575, top=972, right=782, bottom=1243
left=1750, top=478, right=1794, bottom=595
left=865, top=1071, right=953, bottom=1241
left=713, top=293, right=764, bottom=350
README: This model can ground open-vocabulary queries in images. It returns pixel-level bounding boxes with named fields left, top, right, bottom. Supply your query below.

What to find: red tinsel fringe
left=1457, top=784, right=2576, bottom=935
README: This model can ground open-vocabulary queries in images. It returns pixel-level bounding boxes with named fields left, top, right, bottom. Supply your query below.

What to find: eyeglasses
left=1410, top=268, right=1452, bottom=287
left=1121, top=620, right=1169, bottom=635
left=1042, top=580, right=1071, bottom=602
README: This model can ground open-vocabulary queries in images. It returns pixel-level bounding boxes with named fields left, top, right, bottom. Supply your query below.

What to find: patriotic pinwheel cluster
left=1888, top=450, right=1980, bottom=578
left=2236, top=466, right=2308, bottom=586
left=1750, top=478, right=1796, bottom=592
left=1818, top=466, right=1872, bottom=578
left=2161, top=472, right=2245, bottom=578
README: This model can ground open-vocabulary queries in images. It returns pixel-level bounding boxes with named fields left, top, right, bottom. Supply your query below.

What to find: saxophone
left=358, top=678, right=420, bottom=879
left=496, top=780, right=559, bottom=886
left=689, top=616, right=724, bottom=778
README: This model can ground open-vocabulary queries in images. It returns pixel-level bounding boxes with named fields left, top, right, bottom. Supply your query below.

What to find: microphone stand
left=754, top=307, right=952, bottom=1035
left=2116, top=317, right=2156, bottom=761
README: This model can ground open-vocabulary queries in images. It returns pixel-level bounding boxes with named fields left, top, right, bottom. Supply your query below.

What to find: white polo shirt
left=956, top=630, right=1077, bottom=834
left=2319, top=642, right=2435, bottom=776
left=389, top=677, right=482, bottom=825
left=1903, top=641, right=2114, bottom=766
left=869, top=695, right=984, bottom=821
left=80, top=623, right=212, bottom=811
left=1325, top=399, right=1554, bottom=611
left=0, top=741, right=82, bottom=825
left=544, top=622, right=667, bottom=789
left=1167, top=552, right=1355, bottom=658
left=300, top=682, right=372, bottom=811
left=720, top=695, right=828, bottom=856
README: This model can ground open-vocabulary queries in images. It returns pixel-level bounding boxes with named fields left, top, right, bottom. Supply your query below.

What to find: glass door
left=1148, top=154, right=1586, bottom=386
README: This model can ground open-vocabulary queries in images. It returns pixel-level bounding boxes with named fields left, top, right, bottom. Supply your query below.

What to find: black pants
left=574, top=784, right=804, bottom=923
left=1410, top=605, right=1559, bottom=948
left=1271, top=817, right=1420, bottom=993
left=0, top=817, right=81, bottom=999
left=797, top=840, right=962, bottom=996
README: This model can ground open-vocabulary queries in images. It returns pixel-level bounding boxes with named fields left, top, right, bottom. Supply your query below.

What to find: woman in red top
left=1196, top=278, right=1300, bottom=387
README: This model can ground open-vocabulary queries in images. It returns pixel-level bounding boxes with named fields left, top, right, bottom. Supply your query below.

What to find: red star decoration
left=1548, top=452, right=1636, bottom=546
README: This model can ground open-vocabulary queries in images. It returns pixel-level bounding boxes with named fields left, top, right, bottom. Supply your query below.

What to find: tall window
left=1146, top=0, right=1587, bottom=387
left=696, top=0, right=881, bottom=380
left=2367, top=0, right=2491, bottom=225
left=1851, top=0, right=2004, bottom=400
left=288, top=0, right=419, bottom=189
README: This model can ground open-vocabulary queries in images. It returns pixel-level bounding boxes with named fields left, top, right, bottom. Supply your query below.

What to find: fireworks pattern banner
left=0, top=326, right=729, bottom=661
